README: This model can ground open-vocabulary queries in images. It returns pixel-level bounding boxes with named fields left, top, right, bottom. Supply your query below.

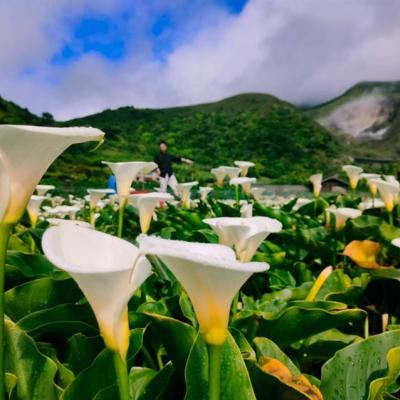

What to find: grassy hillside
left=56, top=93, right=342, bottom=187
left=0, top=95, right=43, bottom=125
left=0, top=92, right=344, bottom=189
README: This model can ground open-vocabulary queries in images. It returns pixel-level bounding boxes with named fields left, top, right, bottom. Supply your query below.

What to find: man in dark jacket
left=154, top=140, right=193, bottom=196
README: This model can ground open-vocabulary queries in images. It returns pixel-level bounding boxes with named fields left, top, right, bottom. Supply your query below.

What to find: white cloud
left=0, top=0, right=399, bottom=119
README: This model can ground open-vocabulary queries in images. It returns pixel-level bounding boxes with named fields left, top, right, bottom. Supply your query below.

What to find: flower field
left=2, top=126, right=400, bottom=400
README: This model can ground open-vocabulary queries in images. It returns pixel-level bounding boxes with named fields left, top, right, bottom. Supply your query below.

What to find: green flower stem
left=113, top=352, right=130, bottom=400
left=231, top=292, right=239, bottom=317
left=388, top=210, right=394, bottom=225
left=208, top=344, right=222, bottom=400
left=235, top=186, right=240, bottom=208
left=0, top=224, right=12, bottom=400
left=89, top=207, right=95, bottom=227
left=118, top=198, right=127, bottom=238
left=331, top=230, right=337, bottom=268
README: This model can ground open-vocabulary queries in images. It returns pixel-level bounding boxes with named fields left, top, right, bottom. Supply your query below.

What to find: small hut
left=321, top=175, right=348, bottom=193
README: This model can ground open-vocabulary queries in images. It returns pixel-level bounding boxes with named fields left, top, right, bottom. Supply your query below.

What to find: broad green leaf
left=185, top=332, right=256, bottom=400
left=17, top=303, right=98, bottom=338
left=320, top=329, right=400, bottom=400
left=368, top=346, right=400, bottom=399
left=254, top=302, right=366, bottom=346
left=129, top=362, right=174, bottom=400
left=5, top=277, right=82, bottom=321
left=5, top=373, right=17, bottom=398
left=62, top=329, right=144, bottom=400
left=5, top=319, right=58, bottom=400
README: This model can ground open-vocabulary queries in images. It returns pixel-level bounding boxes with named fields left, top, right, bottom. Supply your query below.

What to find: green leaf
left=255, top=302, right=366, bottom=347
left=129, top=362, right=174, bottom=400
left=5, top=319, right=58, bottom=400
left=320, top=329, right=400, bottom=400
left=368, top=346, right=400, bottom=399
left=5, top=277, right=82, bottom=321
left=17, top=303, right=98, bottom=338
left=5, top=373, right=17, bottom=398
left=185, top=332, right=256, bottom=400
left=62, top=329, right=144, bottom=400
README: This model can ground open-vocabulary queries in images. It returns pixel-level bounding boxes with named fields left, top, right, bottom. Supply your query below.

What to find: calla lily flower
left=309, top=173, right=323, bottom=197
left=36, top=184, right=55, bottom=196
left=358, top=199, right=385, bottom=211
left=0, top=162, right=9, bottom=224
left=128, top=192, right=173, bottom=233
left=137, top=235, right=268, bottom=345
left=251, top=187, right=264, bottom=202
left=102, top=161, right=157, bottom=199
left=47, top=218, right=93, bottom=229
left=199, top=186, right=213, bottom=202
left=391, top=238, right=400, bottom=249
left=203, top=216, right=282, bottom=262
left=360, top=173, right=381, bottom=197
left=42, top=224, right=152, bottom=358
left=342, top=165, right=363, bottom=190
left=293, top=198, right=313, bottom=211
left=384, top=175, right=400, bottom=188
left=26, top=195, right=47, bottom=227
left=230, top=177, right=257, bottom=195
left=0, top=125, right=104, bottom=225
left=177, top=181, right=198, bottom=208
left=326, top=207, right=361, bottom=230
left=234, top=161, right=255, bottom=177
left=87, top=189, right=115, bottom=210
left=211, top=167, right=227, bottom=186
left=343, top=240, right=383, bottom=269
left=371, top=179, right=399, bottom=213
left=240, top=203, right=253, bottom=218
left=221, top=166, right=241, bottom=180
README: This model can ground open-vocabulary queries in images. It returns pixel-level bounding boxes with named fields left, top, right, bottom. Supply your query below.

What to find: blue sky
left=0, top=0, right=399, bottom=119
left=52, top=0, right=249, bottom=65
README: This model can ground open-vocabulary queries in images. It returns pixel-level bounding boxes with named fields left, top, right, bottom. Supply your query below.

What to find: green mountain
left=304, top=81, right=400, bottom=159
left=0, top=93, right=344, bottom=188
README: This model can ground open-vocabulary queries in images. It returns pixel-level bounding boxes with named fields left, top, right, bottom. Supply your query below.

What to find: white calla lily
left=0, top=125, right=104, bottom=225
left=384, top=175, right=400, bottom=188
left=36, top=184, right=55, bottom=196
left=391, top=238, right=400, bottom=248
left=26, top=195, right=47, bottom=227
left=128, top=192, right=173, bottom=233
left=199, top=186, right=213, bottom=202
left=211, top=167, right=227, bottom=186
left=358, top=199, right=385, bottom=211
left=234, top=161, right=255, bottom=177
left=342, top=165, right=363, bottom=190
left=360, top=173, right=381, bottom=197
left=87, top=189, right=115, bottom=209
left=371, top=179, right=400, bottom=213
left=221, top=166, right=241, bottom=180
left=240, top=203, right=253, bottom=218
left=137, top=235, right=268, bottom=345
left=309, top=173, right=323, bottom=197
left=47, top=218, right=93, bottom=229
left=102, top=161, right=157, bottom=199
left=177, top=181, right=198, bottom=208
left=203, top=216, right=282, bottom=262
left=230, top=177, right=257, bottom=195
left=326, top=207, right=361, bottom=230
left=0, top=162, right=9, bottom=224
left=42, top=224, right=152, bottom=358
left=250, top=187, right=264, bottom=202
left=293, top=198, right=313, bottom=211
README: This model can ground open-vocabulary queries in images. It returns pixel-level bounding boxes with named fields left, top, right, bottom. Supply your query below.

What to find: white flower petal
left=0, top=125, right=104, bottom=224
left=42, top=225, right=151, bottom=357
left=137, top=235, right=268, bottom=345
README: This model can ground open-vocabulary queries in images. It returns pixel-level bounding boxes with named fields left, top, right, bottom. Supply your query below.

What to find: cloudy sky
left=1, top=0, right=399, bottom=120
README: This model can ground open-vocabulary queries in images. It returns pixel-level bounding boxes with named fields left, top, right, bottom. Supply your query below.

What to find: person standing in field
left=154, top=140, right=193, bottom=196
